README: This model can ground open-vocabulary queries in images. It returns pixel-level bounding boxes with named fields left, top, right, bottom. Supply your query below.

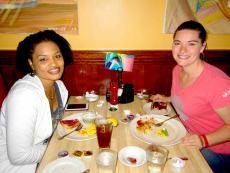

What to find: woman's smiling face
left=28, top=41, right=64, bottom=85
left=172, top=29, right=206, bottom=67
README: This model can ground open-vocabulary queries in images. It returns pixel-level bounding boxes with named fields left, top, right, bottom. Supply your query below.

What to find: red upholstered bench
left=0, top=73, right=7, bottom=107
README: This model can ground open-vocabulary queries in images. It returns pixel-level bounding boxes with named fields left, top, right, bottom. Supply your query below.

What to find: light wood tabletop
left=36, top=96, right=213, bottom=173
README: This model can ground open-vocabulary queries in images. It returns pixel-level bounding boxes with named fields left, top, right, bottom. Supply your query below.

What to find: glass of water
left=96, top=149, right=117, bottom=173
left=146, top=145, right=168, bottom=173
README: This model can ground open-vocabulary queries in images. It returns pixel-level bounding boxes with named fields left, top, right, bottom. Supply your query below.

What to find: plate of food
left=143, top=102, right=171, bottom=115
left=129, top=114, right=187, bottom=146
left=42, top=157, right=86, bottom=173
left=57, top=112, right=97, bottom=141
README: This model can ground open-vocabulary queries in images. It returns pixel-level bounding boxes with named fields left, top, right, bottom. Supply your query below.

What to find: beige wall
left=0, top=0, right=230, bottom=50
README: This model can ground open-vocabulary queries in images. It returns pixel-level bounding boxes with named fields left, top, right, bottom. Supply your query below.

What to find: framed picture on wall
left=164, top=0, right=230, bottom=34
left=0, top=0, right=78, bottom=34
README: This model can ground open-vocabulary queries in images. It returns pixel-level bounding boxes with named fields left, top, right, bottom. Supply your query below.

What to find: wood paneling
left=0, top=50, right=229, bottom=96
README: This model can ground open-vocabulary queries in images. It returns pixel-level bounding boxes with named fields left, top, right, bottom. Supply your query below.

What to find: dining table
left=36, top=95, right=213, bottom=173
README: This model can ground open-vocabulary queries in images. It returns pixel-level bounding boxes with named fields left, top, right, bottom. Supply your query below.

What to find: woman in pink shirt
left=151, top=20, right=230, bottom=173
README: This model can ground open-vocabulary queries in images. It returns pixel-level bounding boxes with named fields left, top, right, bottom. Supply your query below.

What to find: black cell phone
left=65, top=103, right=88, bottom=111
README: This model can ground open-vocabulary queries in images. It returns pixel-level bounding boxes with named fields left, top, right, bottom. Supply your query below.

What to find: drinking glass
left=146, top=145, right=168, bottom=173
left=96, top=149, right=117, bottom=173
left=95, top=118, right=113, bottom=148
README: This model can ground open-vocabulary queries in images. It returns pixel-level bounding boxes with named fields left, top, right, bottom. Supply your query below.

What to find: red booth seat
left=0, top=73, right=7, bottom=106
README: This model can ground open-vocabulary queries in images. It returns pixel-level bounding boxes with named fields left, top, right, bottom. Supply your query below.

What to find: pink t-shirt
left=171, top=62, right=230, bottom=154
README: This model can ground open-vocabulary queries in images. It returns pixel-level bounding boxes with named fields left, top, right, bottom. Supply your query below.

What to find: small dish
left=85, top=93, right=99, bottom=102
left=137, top=93, right=149, bottom=100
left=118, top=146, right=146, bottom=167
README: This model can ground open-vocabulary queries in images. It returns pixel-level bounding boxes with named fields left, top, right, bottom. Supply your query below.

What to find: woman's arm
left=206, top=104, right=230, bottom=146
left=180, top=104, right=230, bottom=149
left=6, top=88, right=47, bottom=165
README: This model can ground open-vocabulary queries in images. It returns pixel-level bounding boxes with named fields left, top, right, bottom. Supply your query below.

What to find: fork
left=155, top=114, right=178, bottom=127
left=58, top=123, right=83, bottom=140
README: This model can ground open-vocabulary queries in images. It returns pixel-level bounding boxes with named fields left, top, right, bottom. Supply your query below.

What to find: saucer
left=137, top=93, right=149, bottom=100
left=118, top=146, right=146, bottom=167
left=85, top=93, right=99, bottom=102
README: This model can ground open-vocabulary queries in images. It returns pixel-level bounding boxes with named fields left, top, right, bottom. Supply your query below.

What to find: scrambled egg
left=78, top=123, right=96, bottom=136
left=75, top=116, right=118, bottom=137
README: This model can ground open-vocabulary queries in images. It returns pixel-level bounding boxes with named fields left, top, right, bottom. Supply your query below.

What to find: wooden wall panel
left=0, top=50, right=229, bottom=96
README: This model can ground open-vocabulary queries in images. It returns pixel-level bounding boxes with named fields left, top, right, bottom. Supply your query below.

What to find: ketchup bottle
left=110, top=82, right=118, bottom=105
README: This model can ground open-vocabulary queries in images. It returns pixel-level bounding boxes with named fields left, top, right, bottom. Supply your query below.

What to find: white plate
left=85, top=94, right=99, bottom=102
left=129, top=114, right=187, bottom=146
left=143, top=102, right=171, bottom=115
left=57, top=113, right=96, bottom=141
left=136, top=93, right=149, bottom=100
left=118, top=146, right=146, bottom=167
left=42, top=157, right=86, bottom=173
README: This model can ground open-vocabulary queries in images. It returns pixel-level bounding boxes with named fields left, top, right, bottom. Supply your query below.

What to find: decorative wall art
left=105, top=52, right=135, bottom=72
left=164, top=0, right=230, bottom=34
left=0, top=0, right=78, bottom=34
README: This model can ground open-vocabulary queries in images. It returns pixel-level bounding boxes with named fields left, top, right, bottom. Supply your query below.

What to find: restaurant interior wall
left=0, top=0, right=230, bottom=50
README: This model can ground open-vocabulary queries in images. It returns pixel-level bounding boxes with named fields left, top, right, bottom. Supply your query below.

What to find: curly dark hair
left=16, top=30, right=73, bottom=75
left=173, top=20, right=207, bottom=44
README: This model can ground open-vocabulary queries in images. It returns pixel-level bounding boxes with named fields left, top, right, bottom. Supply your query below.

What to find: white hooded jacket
left=0, top=74, right=68, bottom=173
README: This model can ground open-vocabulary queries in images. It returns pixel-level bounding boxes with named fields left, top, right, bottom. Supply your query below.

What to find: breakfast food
left=73, top=150, right=93, bottom=157
left=136, top=118, right=158, bottom=133
left=79, top=123, right=96, bottom=136
left=60, top=119, right=80, bottom=129
left=152, top=102, right=167, bottom=110
left=57, top=150, right=69, bottom=158
left=156, top=128, right=169, bottom=137
left=127, top=157, right=137, bottom=164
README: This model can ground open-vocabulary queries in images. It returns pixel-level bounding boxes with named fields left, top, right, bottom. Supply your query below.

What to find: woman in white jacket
left=0, top=30, right=73, bottom=173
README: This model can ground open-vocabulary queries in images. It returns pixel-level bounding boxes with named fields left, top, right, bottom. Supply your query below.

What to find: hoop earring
left=200, top=52, right=205, bottom=60
left=30, top=70, right=35, bottom=77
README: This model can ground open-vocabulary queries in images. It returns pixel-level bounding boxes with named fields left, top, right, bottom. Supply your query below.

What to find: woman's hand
left=150, top=94, right=171, bottom=103
left=180, top=134, right=203, bottom=149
